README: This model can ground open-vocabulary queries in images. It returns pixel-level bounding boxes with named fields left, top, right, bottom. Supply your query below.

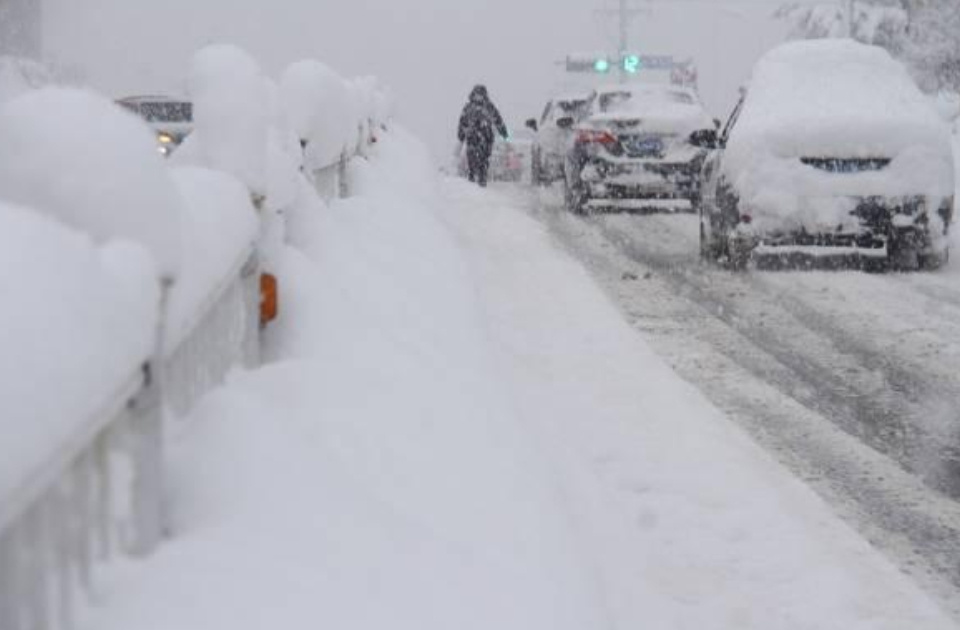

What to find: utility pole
left=597, top=0, right=647, bottom=83
left=618, top=0, right=629, bottom=81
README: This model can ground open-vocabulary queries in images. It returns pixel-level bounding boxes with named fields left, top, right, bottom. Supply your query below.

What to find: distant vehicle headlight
left=157, top=132, right=175, bottom=145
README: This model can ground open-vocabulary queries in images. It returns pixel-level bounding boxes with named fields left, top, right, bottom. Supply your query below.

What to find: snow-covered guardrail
left=0, top=46, right=387, bottom=630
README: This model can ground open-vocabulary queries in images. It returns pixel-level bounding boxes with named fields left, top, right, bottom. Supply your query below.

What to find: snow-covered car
left=563, top=84, right=717, bottom=214
left=116, top=95, right=193, bottom=157
left=700, top=40, right=955, bottom=270
left=490, top=128, right=535, bottom=183
left=530, top=93, right=591, bottom=185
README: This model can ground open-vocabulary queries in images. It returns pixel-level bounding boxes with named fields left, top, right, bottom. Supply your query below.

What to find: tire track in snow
left=517, top=186, right=960, bottom=615
left=597, top=212, right=960, bottom=499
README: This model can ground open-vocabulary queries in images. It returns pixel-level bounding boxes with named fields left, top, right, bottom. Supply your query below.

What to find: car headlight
left=157, top=132, right=175, bottom=145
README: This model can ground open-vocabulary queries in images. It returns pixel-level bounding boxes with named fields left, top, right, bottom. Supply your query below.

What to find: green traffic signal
left=594, top=58, right=611, bottom=73
left=623, top=55, right=641, bottom=74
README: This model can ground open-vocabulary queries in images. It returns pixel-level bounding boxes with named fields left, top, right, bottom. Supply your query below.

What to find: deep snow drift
left=83, top=128, right=956, bottom=630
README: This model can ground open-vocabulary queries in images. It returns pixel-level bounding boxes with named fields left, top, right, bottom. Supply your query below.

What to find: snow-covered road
left=519, top=188, right=960, bottom=614
left=83, top=129, right=958, bottom=629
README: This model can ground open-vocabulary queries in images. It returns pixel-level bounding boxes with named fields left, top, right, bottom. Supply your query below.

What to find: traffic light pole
left=597, top=0, right=646, bottom=83
left=618, top=0, right=628, bottom=83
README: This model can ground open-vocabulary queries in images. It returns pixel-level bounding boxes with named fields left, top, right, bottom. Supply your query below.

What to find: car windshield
left=549, top=99, right=588, bottom=123
left=557, top=100, right=586, bottom=113
left=131, top=101, right=193, bottom=123
left=599, top=89, right=694, bottom=113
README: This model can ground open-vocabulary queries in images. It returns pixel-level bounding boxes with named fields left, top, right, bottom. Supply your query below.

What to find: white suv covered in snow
left=700, top=40, right=955, bottom=270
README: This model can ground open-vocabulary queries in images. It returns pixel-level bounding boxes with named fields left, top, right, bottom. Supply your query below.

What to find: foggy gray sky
left=43, top=0, right=788, bottom=158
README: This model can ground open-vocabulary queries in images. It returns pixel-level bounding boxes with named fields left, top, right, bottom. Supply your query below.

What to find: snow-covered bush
left=0, top=87, right=183, bottom=278
left=776, top=1, right=908, bottom=49
left=777, top=0, right=960, bottom=93
left=905, top=0, right=960, bottom=92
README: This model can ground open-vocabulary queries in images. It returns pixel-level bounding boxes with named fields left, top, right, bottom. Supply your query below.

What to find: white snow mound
left=0, top=202, right=158, bottom=512
left=0, top=87, right=184, bottom=277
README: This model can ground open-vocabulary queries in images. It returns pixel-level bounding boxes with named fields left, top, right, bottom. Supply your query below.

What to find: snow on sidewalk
left=83, top=127, right=955, bottom=630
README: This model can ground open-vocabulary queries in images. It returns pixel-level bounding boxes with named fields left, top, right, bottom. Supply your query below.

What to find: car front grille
left=800, top=157, right=891, bottom=173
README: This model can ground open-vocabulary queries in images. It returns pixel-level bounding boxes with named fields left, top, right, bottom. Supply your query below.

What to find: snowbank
left=81, top=126, right=605, bottom=630
left=724, top=39, right=955, bottom=231
left=280, top=59, right=352, bottom=169
left=0, top=88, right=183, bottom=277
left=182, top=45, right=270, bottom=196
left=165, top=166, right=259, bottom=345
left=0, top=202, right=158, bottom=509
left=81, top=127, right=956, bottom=630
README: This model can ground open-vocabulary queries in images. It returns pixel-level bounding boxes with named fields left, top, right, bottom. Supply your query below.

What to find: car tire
left=919, top=247, right=949, bottom=271
left=565, top=181, right=588, bottom=215
left=699, top=218, right=725, bottom=264
left=699, top=221, right=712, bottom=261
left=888, top=229, right=922, bottom=271
left=531, top=149, right=543, bottom=186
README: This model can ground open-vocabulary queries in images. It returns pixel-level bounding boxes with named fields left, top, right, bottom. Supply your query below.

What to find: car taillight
left=576, top=129, right=618, bottom=146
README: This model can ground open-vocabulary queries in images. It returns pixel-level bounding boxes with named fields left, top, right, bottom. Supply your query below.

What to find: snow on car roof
left=551, top=93, right=591, bottom=103
left=587, top=83, right=712, bottom=134
left=594, top=83, right=696, bottom=101
left=730, top=39, right=948, bottom=159
left=116, top=94, right=188, bottom=104
left=722, top=40, right=954, bottom=228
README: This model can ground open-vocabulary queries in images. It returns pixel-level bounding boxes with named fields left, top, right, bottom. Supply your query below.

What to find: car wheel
left=699, top=218, right=724, bottom=264
left=699, top=221, right=712, bottom=261
left=728, top=247, right=750, bottom=272
left=565, top=181, right=588, bottom=215
left=531, top=149, right=542, bottom=186
left=919, top=246, right=949, bottom=271
left=689, top=193, right=702, bottom=216
left=861, top=256, right=889, bottom=274
left=888, top=229, right=921, bottom=271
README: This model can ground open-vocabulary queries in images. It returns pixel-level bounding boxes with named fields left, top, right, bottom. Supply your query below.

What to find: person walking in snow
left=457, top=85, right=508, bottom=187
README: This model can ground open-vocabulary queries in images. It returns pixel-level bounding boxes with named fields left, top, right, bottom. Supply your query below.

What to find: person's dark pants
left=466, top=141, right=492, bottom=187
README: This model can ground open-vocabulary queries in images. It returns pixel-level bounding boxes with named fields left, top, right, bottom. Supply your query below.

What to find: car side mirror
left=525, top=118, right=538, bottom=132
left=689, top=128, right=718, bottom=149
left=555, top=116, right=575, bottom=130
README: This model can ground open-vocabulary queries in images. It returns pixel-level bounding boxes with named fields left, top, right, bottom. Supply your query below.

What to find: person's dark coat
left=457, top=85, right=507, bottom=185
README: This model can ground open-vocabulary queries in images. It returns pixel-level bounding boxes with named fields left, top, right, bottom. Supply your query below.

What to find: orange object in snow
left=260, top=273, right=278, bottom=326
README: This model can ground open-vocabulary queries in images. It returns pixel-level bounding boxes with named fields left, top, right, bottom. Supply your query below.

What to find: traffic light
left=623, top=54, right=641, bottom=74
left=565, top=55, right=612, bottom=73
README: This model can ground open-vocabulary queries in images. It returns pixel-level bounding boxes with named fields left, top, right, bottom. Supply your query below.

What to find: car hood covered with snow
left=723, top=40, right=954, bottom=232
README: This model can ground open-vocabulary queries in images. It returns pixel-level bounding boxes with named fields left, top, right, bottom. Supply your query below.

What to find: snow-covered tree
left=777, top=0, right=960, bottom=91
left=904, top=0, right=960, bottom=91
left=775, top=1, right=908, bottom=51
